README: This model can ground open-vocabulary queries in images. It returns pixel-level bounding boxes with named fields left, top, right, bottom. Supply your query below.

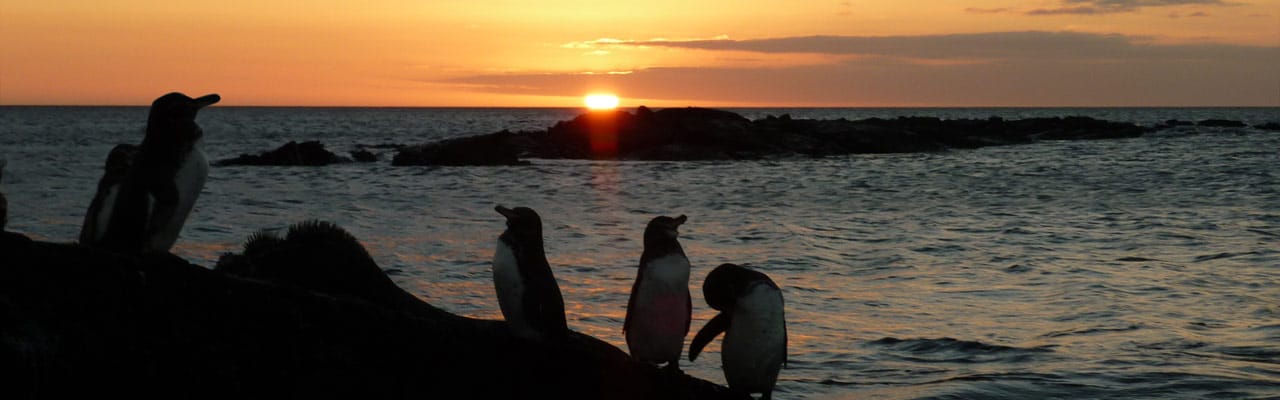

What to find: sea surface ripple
left=2, top=106, right=1278, bottom=399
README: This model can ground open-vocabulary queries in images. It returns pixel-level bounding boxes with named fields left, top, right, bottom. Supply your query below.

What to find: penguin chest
left=492, top=240, right=531, bottom=333
left=722, top=283, right=787, bottom=393
left=627, top=254, right=692, bottom=358
left=172, top=144, right=209, bottom=214
left=147, top=143, right=208, bottom=251
left=89, top=183, right=125, bottom=242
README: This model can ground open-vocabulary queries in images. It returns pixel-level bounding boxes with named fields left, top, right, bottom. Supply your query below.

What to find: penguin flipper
left=685, top=290, right=693, bottom=335
left=622, top=266, right=645, bottom=333
left=783, top=320, right=789, bottom=368
left=524, top=276, right=568, bottom=339
left=689, top=312, right=730, bottom=361
left=79, top=188, right=107, bottom=244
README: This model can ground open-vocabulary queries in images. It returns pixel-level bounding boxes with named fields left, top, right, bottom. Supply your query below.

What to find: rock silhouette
left=393, top=107, right=1153, bottom=166
left=216, top=141, right=351, bottom=166
left=0, top=229, right=744, bottom=399
left=1196, top=119, right=1248, bottom=128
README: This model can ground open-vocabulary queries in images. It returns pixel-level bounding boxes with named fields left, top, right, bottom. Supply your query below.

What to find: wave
left=866, top=337, right=1056, bottom=364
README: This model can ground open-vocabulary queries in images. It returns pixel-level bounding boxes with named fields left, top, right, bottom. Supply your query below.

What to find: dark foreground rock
left=0, top=230, right=741, bottom=399
left=216, top=141, right=351, bottom=166
left=393, top=107, right=1153, bottom=165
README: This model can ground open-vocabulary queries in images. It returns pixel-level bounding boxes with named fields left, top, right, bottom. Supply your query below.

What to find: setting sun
left=584, top=94, right=620, bottom=110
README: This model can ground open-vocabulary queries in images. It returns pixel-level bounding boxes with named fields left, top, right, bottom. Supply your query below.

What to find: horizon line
left=2, top=104, right=1277, bottom=109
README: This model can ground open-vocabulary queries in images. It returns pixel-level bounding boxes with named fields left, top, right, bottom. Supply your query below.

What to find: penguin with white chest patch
left=82, top=92, right=219, bottom=253
left=690, top=263, right=787, bottom=400
left=492, top=205, right=569, bottom=341
left=624, top=214, right=691, bottom=370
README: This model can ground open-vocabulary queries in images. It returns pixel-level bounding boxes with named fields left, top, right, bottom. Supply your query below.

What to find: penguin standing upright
left=79, top=144, right=138, bottom=244
left=492, top=205, right=569, bottom=341
left=82, top=92, right=219, bottom=253
left=690, top=263, right=787, bottom=400
left=624, top=214, right=691, bottom=370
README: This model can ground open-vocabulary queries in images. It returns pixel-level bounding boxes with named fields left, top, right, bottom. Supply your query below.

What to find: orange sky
left=1, top=0, right=1277, bottom=107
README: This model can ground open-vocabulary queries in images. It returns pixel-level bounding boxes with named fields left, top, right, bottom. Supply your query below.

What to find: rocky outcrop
left=392, top=107, right=1154, bottom=165
left=1197, top=119, right=1248, bottom=128
left=1253, top=122, right=1280, bottom=131
left=392, top=131, right=527, bottom=166
left=1156, top=119, right=1196, bottom=129
left=216, top=141, right=351, bottom=166
left=349, top=149, right=378, bottom=162
left=0, top=229, right=742, bottom=399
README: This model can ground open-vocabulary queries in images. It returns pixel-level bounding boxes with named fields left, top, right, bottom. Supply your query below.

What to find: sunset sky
left=2, top=0, right=1277, bottom=107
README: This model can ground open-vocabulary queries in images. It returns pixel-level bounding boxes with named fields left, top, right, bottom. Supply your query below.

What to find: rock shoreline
left=0, top=230, right=743, bottom=399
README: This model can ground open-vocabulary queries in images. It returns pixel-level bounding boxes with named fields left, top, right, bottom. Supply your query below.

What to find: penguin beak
left=191, top=94, right=221, bottom=109
left=495, top=205, right=517, bottom=220
left=669, top=215, right=687, bottom=236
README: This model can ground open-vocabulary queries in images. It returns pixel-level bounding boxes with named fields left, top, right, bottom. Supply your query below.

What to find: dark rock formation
left=1197, top=119, right=1248, bottom=128
left=350, top=149, right=378, bottom=162
left=1253, top=122, right=1280, bottom=131
left=216, top=141, right=351, bottom=166
left=1153, top=119, right=1195, bottom=130
left=0, top=229, right=742, bottom=399
left=392, top=107, right=1153, bottom=165
left=392, top=131, right=527, bottom=166
left=356, top=143, right=407, bottom=149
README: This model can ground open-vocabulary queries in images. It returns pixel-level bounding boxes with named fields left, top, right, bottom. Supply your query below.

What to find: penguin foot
left=661, top=361, right=682, bottom=373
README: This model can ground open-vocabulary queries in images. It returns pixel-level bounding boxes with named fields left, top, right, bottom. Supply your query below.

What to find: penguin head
left=146, top=92, right=220, bottom=142
left=702, top=263, right=776, bottom=311
left=103, top=144, right=139, bottom=177
left=644, top=214, right=687, bottom=241
left=495, top=205, right=543, bottom=240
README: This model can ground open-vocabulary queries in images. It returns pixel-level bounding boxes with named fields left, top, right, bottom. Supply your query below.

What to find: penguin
left=0, top=160, right=7, bottom=231
left=689, top=263, right=787, bottom=400
left=492, top=205, right=569, bottom=341
left=84, top=92, right=219, bottom=253
left=79, top=144, right=139, bottom=244
left=623, top=214, right=691, bottom=370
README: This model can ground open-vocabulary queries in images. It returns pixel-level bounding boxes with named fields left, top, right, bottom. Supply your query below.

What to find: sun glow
left=584, top=94, right=620, bottom=110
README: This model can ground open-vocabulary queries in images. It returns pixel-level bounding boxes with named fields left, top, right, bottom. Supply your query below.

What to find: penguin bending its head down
left=492, top=205, right=569, bottom=341
left=624, top=214, right=691, bottom=370
left=690, top=263, right=787, bottom=400
left=83, top=92, right=219, bottom=253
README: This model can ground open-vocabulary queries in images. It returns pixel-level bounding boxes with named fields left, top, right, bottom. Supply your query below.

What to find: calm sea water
left=2, top=106, right=1278, bottom=399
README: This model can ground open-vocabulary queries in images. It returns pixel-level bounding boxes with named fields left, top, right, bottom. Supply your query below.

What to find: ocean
left=2, top=106, right=1278, bottom=399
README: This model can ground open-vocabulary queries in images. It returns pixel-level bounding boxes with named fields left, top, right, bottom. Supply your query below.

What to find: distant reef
left=0, top=229, right=741, bottom=399
left=393, top=107, right=1155, bottom=165
left=217, top=107, right=1275, bottom=167
left=216, top=140, right=373, bottom=166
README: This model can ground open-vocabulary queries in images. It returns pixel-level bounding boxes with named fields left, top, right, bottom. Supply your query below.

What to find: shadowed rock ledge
left=393, top=107, right=1154, bottom=166
left=0, top=230, right=742, bottom=399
